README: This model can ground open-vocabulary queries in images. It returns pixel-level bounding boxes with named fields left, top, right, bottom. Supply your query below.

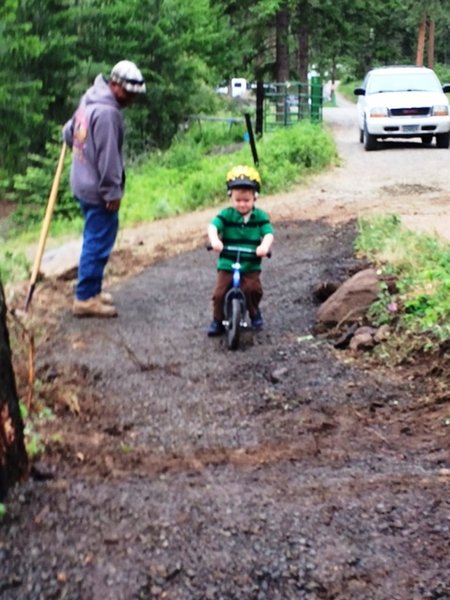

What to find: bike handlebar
left=206, top=244, right=271, bottom=258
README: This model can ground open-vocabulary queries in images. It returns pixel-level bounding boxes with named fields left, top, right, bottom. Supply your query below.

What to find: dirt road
left=1, top=99, right=450, bottom=600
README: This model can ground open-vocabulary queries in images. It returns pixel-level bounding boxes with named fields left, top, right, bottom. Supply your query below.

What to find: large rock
left=317, top=268, right=380, bottom=327
left=39, top=240, right=81, bottom=280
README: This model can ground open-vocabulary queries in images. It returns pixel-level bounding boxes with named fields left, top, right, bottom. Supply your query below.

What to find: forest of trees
left=1, top=0, right=450, bottom=182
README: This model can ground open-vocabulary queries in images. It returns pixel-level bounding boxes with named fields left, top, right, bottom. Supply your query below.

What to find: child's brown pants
left=211, top=270, right=263, bottom=321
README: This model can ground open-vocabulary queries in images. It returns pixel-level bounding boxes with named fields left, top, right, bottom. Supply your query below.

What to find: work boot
left=98, top=291, right=114, bottom=305
left=72, top=296, right=118, bottom=318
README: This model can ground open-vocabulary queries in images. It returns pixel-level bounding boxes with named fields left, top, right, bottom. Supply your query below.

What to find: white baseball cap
left=110, top=60, right=146, bottom=93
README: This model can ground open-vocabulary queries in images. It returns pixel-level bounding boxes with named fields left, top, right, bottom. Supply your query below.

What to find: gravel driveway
left=1, top=96, right=450, bottom=600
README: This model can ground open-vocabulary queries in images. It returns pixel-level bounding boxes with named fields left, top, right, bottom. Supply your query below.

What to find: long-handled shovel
left=24, top=142, right=67, bottom=312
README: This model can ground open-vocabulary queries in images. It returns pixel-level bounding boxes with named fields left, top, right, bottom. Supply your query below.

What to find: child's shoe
left=207, top=319, right=225, bottom=337
left=251, top=310, right=264, bottom=330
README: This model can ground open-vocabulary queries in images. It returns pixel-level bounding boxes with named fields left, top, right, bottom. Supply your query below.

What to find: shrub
left=5, top=119, right=336, bottom=237
left=355, top=214, right=450, bottom=348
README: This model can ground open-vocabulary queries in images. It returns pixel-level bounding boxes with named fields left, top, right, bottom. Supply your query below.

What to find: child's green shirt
left=211, top=206, right=274, bottom=272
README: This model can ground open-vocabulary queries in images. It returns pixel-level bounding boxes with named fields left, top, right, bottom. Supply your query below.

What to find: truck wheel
left=363, top=124, right=377, bottom=151
left=436, top=132, right=450, bottom=149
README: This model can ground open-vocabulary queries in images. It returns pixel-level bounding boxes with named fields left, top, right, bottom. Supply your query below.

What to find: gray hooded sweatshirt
left=63, top=74, right=125, bottom=206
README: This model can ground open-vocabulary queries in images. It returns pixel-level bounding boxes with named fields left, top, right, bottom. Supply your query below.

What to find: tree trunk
left=275, top=6, right=290, bottom=124
left=416, top=13, right=427, bottom=66
left=427, top=19, right=435, bottom=69
left=296, top=23, right=309, bottom=84
left=0, top=283, right=28, bottom=501
left=275, top=6, right=290, bottom=83
left=296, top=23, right=309, bottom=119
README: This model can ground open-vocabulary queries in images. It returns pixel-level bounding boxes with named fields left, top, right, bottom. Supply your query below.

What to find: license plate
left=402, top=125, right=419, bottom=133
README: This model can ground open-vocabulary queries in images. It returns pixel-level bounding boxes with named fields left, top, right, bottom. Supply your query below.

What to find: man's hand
left=105, top=200, right=120, bottom=212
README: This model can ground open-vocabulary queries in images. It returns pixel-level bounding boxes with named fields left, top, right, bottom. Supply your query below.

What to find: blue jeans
left=75, top=199, right=119, bottom=301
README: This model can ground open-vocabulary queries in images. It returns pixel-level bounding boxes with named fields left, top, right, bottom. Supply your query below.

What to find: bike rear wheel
left=227, top=297, right=241, bottom=350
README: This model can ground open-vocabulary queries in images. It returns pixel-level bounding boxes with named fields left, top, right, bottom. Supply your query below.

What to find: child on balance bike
left=207, top=165, right=274, bottom=337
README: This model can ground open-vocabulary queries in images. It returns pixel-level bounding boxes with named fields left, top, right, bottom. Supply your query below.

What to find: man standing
left=63, top=60, right=146, bottom=317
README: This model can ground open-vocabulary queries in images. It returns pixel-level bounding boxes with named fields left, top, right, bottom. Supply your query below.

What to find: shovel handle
left=25, top=142, right=67, bottom=310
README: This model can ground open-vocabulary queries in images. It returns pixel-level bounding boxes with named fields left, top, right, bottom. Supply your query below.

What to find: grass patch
left=1, top=118, right=336, bottom=283
left=336, top=80, right=359, bottom=103
left=355, top=214, right=450, bottom=355
left=0, top=247, right=30, bottom=285
left=122, top=120, right=337, bottom=224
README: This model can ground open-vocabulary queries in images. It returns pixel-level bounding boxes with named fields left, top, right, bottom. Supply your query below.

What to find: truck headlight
left=369, top=107, right=388, bottom=118
left=432, top=105, right=449, bottom=116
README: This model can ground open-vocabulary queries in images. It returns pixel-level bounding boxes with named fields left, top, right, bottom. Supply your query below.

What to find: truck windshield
left=366, top=72, right=441, bottom=94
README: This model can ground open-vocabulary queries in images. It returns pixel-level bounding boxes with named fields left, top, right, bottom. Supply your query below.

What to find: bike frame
left=208, top=244, right=269, bottom=350
left=223, top=249, right=248, bottom=330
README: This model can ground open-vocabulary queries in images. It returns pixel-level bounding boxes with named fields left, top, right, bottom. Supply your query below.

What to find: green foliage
left=24, top=431, right=44, bottom=458
left=122, top=119, right=336, bottom=224
left=366, top=281, right=396, bottom=327
left=177, top=119, right=248, bottom=153
left=0, top=503, right=6, bottom=520
left=7, top=135, right=73, bottom=230
left=0, top=0, right=77, bottom=173
left=0, top=248, right=30, bottom=284
left=259, top=122, right=336, bottom=193
left=336, top=80, right=359, bottom=102
left=5, top=118, right=336, bottom=235
left=1, top=0, right=233, bottom=179
left=19, top=401, right=55, bottom=459
left=5, top=0, right=449, bottom=249
left=355, top=214, right=450, bottom=349
left=434, top=64, right=450, bottom=86
left=354, top=214, right=402, bottom=260
left=4, top=0, right=450, bottom=187
left=64, top=0, right=235, bottom=157
left=20, top=404, right=44, bottom=458
left=0, top=0, right=45, bottom=173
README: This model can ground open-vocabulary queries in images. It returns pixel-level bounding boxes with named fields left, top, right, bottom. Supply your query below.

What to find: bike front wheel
left=227, top=297, right=242, bottom=350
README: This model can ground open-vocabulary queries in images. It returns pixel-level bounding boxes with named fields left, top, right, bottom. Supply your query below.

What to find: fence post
left=244, top=113, right=259, bottom=166
left=310, top=76, right=322, bottom=122
left=255, top=81, right=264, bottom=136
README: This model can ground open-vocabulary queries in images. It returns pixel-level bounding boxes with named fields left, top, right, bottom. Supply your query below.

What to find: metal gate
left=263, top=78, right=322, bottom=131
